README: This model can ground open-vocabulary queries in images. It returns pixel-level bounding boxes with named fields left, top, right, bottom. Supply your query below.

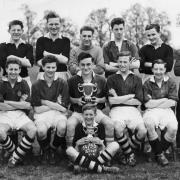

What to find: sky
left=0, top=0, right=180, bottom=48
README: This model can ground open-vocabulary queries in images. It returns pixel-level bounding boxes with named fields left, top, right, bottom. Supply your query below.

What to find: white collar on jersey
left=39, top=72, right=59, bottom=81
left=44, top=33, right=62, bottom=40
left=149, top=75, right=169, bottom=83
left=2, top=76, right=22, bottom=82
left=8, top=38, right=25, bottom=45
left=77, top=70, right=96, bottom=77
left=116, top=70, right=134, bottom=75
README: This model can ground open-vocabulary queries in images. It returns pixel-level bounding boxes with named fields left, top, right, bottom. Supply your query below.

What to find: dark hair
left=42, top=55, right=58, bottom=66
left=5, top=58, right=22, bottom=68
left=82, top=103, right=97, bottom=113
left=77, top=52, right=94, bottom=63
left=118, top=51, right=131, bottom=61
left=8, top=20, right=23, bottom=30
left=45, top=11, right=61, bottom=23
left=80, top=26, right=94, bottom=34
left=111, top=18, right=125, bottom=29
left=152, top=59, right=166, bottom=68
left=145, top=23, right=160, bottom=33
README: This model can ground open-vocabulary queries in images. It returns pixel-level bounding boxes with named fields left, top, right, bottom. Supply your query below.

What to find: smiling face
left=9, top=25, right=23, bottom=42
left=6, top=63, right=21, bottom=80
left=146, top=28, right=160, bottom=46
left=47, top=17, right=61, bottom=36
left=112, top=24, right=124, bottom=41
left=80, top=30, right=93, bottom=47
left=152, top=63, right=166, bottom=81
left=83, top=109, right=96, bottom=127
left=42, top=62, right=57, bottom=79
left=117, top=56, right=130, bottom=73
left=79, top=57, right=93, bottom=76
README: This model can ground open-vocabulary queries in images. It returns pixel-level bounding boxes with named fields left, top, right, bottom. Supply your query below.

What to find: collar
left=149, top=75, right=169, bottom=83
left=2, top=76, right=22, bottom=82
left=82, top=121, right=98, bottom=128
left=147, top=39, right=163, bottom=48
left=8, top=38, right=25, bottom=45
left=39, top=72, right=59, bottom=81
left=44, top=33, right=62, bottom=40
left=77, top=70, right=96, bottom=77
left=116, top=70, right=134, bottom=75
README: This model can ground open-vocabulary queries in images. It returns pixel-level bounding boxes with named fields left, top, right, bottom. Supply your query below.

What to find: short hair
left=45, top=11, right=60, bottom=23
left=80, top=26, right=94, bottom=34
left=5, top=58, right=22, bottom=69
left=42, top=55, right=58, bottom=66
left=118, top=51, right=131, bottom=60
left=8, top=20, right=23, bottom=30
left=145, top=23, right=160, bottom=33
left=111, top=18, right=125, bottom=29
left=152, top=59, right=167, bottom=68
left=77, top=52, right=94, bottom=63
left=82, top=103, right=97, bottom=114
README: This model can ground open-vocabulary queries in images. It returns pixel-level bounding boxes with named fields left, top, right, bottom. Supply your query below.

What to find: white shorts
left=34, top=110, right=67, bottom=129
left=71, top=109, right=107, bottom=124
left=37, top=72, right=71, bottom=81
left=143, top=108, right=178, bottom=130
left=109, top=106, right=144, bottom=131
left=0, top=110, right=31, bottom=130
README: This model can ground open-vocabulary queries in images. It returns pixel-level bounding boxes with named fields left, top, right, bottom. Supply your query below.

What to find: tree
left=85, top=8, right=111, bottom=47
left=20, top=4, right=37, bottom=43
left=122, top=3, right=171, bottom=48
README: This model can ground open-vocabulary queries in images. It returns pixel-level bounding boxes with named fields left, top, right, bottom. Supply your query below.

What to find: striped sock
left=97, top=150, right=112, bottom=165
left=13, top=135, right=34, bottom=160
left=117, top=134, right=132, bottom=155
left=1, top=136, right=15, bottom=153
left=130, top=133, right=143, bottom=150
left=74, top=153, right=102, bottom=173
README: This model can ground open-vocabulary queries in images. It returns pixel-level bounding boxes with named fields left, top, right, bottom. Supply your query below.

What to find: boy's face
left=80, top=30, right=93, bottom=47
left=47, top=17, right=60, bottom=36
left=9, top=25, right=23, bottom=42
left=112, top=24, right=124, bottom=40
left=117, top=56, right=130, bottom=73
left=83, top=109, right=96, bottom=127
left=6, top=63, right=21, bottom=80
left=79, top=57, right=93, bottom=75
left=152, top=63, right=166, bottom=81
left=42, top=62, right=57, bottom=79
left=146, top=28, right=160, bottom=46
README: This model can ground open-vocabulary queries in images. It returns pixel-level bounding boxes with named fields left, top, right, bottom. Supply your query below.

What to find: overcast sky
left=0, top=0, right=180, bottom=48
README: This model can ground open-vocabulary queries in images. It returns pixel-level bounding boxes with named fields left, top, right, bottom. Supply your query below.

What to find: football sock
left=1, top=135, right=15, bottom=153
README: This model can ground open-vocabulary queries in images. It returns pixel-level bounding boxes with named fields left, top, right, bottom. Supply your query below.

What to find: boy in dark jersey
left=36, top=11, right=70, bottom=81
left=66, top=104, right=119, bottom=173
left=31, top=55, right=69, bottom=164
left=66, top=52, right=114, bottom=148
left=0, top=20, right=34, bottom=87
left=0, top=58, right=36, bottom=168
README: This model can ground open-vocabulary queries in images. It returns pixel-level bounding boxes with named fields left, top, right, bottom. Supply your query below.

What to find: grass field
left=1, top=65, right=180, bottom=180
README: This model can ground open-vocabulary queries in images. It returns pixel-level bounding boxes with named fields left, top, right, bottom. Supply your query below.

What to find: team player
left=107, top=52, right=147, bottom=166
left=36, top=11, right=70, bottom=81
left=103, top=17, right=139, bottom=77
left=68, top=26, right=105, bottom=76
left=66, top=52, right=114, bottom=148
left=0, top=58, right=36, bottom=167
left=139, top=23, right=173, bottom=80
left=66, top=103, right=120, bottom=173
left=143, top=59, right=178, bottom=166
left=31, top=55, right=69, bottom=164
left=0, top=20, right=34, bottom=87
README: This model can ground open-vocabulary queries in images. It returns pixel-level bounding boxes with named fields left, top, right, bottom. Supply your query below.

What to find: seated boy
left=66, top=104, right=120, bottom=173
left=143, top=59, right=178, bottom=166
left=0, top=58, right=36, bottom=167
left=31, top=55, right=69, bottom=164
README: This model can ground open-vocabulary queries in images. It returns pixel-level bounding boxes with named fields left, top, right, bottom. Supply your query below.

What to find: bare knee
left=56, top=119, right=67, bottom=136
left=36, top=125, right=48, bottom=139
left=0, top=128, right=7, bottom=142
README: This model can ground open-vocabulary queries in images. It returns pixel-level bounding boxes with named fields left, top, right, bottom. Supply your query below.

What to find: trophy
left=78, top=82, right=97, bottom=102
